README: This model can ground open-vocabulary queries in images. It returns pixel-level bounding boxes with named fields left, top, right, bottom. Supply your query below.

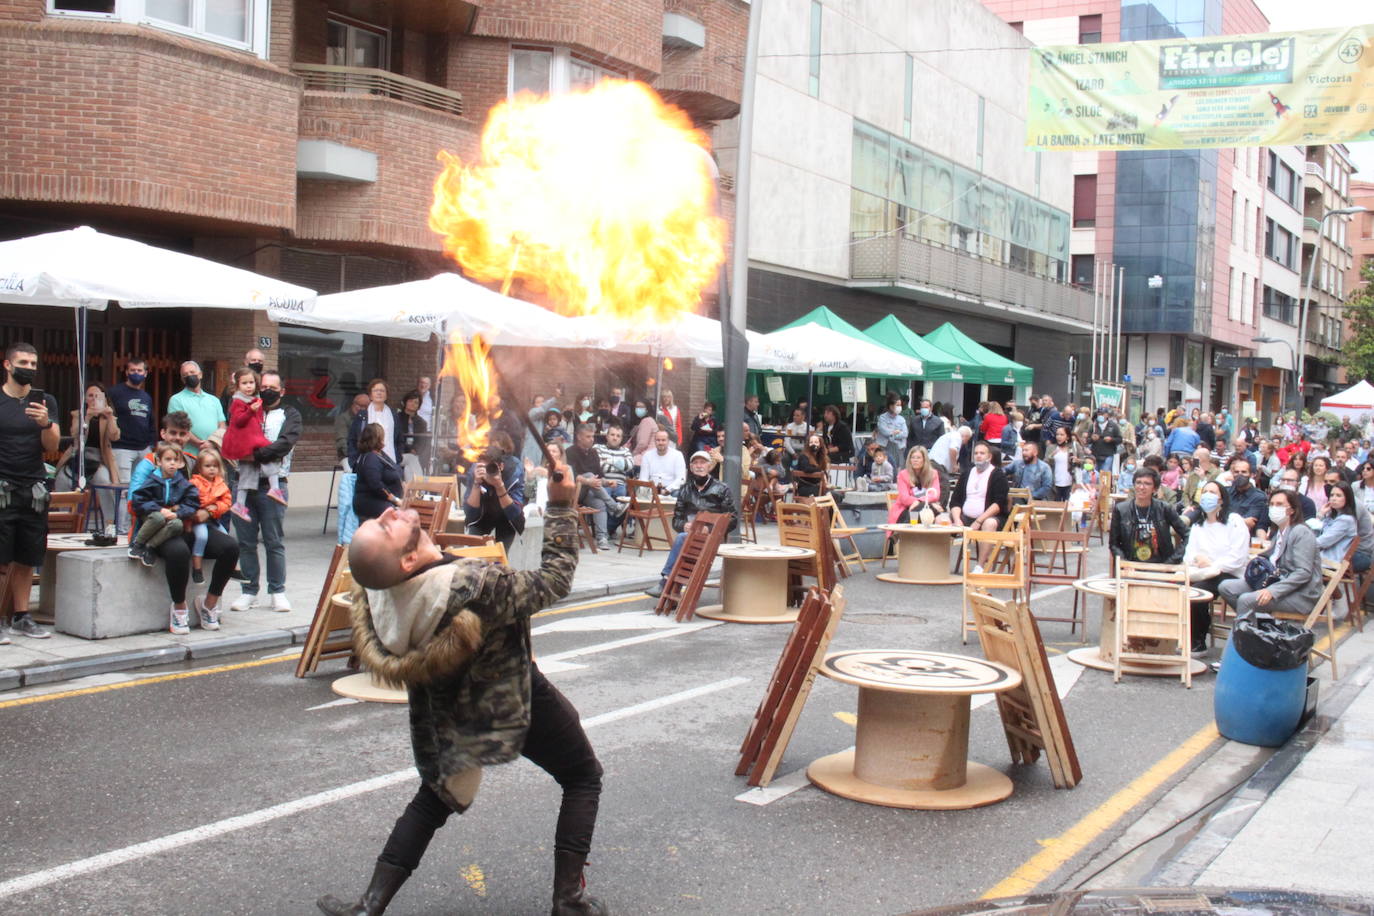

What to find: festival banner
left=1027, top=24, right=1374, bottom=151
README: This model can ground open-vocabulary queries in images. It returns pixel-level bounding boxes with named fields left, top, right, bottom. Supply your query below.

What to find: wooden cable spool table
left=875, top=523, right=962, bottom=586
left=807, top=649, right=1022, bottom=810
left=695, top=544, right=816, bottom=624
left=1065, top=575, right=1210, bottom=677
left=326, top=593, right=410, bottom=703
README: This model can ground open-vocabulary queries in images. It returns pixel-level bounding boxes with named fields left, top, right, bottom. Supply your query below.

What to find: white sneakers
left=270, top=592, right=292, bottom=613
left=229, top=592, right=257, bottom=612
left=228, top=591, right=291, bottom=612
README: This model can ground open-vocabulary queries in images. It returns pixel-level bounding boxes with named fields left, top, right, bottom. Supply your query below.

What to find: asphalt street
left=0, top=554, right=1235, bottom=915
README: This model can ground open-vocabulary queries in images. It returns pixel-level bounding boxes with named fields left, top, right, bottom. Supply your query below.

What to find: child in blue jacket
left=127, top=443, right=201, bottom=567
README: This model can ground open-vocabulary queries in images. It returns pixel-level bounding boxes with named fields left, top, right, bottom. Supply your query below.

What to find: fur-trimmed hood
left=350, top=562, right=486, bottom=689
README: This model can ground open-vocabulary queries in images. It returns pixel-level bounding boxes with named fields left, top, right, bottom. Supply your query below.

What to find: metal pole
left=1295, top=212, right=1329, bottom=419
left=720, top=0, right=761, bottom=540
left=1115, top=265, right=1125, bottom=382
left=1090, top=259, right=1101, bottom=382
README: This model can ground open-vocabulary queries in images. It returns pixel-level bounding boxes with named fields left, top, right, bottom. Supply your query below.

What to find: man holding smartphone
left=109, top=357, right=157, bottom=534
left=0, top=342, right=59, bottom=642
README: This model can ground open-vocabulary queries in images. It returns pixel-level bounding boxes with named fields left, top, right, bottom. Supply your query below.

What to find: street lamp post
left=1252, top=334, right=1296, bottom=420
left=1297, top=205, right=1367, bottom=417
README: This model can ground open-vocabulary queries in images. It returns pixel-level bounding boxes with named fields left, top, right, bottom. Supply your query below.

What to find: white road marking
left=0, top=676, right=746, bottom=901
left=531, top=610, right=685, bottom=635
left=538, top=621, right=721, bottom=663
left=742, top=655, right=1088, bottom=806
left=1028, top=585, right=1071, bottom=602
left=307, top=698, right=361, bottom=711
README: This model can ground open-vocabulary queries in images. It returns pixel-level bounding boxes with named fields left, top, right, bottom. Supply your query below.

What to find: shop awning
left=922, top=322, right=1033, bottom=387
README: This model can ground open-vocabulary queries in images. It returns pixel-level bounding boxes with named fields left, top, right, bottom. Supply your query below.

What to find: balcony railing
left=850, top=232, right=1093, bottom=326
left=295, top=64, right=463, bottom=116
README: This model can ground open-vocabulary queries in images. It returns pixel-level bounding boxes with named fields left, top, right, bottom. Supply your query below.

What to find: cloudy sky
left=1254, top=0, right=1373, bottom=179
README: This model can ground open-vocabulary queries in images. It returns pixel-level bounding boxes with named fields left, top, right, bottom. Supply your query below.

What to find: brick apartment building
left=1345, top=180, right=1374, bottom=377
left=0, top=0, right=746, bottom=497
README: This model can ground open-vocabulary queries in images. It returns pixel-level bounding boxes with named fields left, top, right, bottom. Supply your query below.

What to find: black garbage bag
left=1231, top=614, right=1314, bottom=671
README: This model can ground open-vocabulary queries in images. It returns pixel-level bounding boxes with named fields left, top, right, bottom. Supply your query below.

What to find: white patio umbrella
left=0, top=226, right=317, bottom=493
left=268, top=272, right=589, bottom=348
left=562, top=311, right=770, bottom=367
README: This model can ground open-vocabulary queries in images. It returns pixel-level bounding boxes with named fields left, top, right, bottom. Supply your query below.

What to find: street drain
left=846, top=613, right=927, bottom=625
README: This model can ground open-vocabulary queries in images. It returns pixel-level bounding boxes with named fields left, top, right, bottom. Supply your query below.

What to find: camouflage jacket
left=351, top=509, right=578, bottom=810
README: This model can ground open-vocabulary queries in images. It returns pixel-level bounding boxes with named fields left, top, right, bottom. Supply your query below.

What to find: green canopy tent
left=863, top=315, right=967, bottom=381
left=922, top=322, right=1033, bottom=388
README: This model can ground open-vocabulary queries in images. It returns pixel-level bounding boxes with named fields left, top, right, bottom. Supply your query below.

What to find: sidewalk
left=1151, top=654, right=1374, bottom=899
left=1, top=507, right=757, bottom=692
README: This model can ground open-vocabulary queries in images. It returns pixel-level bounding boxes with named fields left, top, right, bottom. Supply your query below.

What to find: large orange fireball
left=429, top=79, right=726, bottom=324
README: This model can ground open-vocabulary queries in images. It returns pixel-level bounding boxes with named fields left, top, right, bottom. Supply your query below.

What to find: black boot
left=317, top=861, right=409, bottom=916
left=551, top=849, right=608, bottom=916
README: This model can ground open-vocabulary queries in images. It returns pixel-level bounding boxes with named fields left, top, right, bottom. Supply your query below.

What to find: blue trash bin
left=1214, top=636, right=1309, bottom=747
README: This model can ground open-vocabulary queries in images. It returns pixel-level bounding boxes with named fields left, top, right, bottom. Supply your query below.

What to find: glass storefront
left=276, top=326, right=380, bottom=428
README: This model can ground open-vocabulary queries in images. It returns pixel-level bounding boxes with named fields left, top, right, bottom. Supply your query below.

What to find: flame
left=429, top=80, right=726, bottom=324
left=663, top=357, right=674, bottom=371
left=440, top=333, right=496, bottom=462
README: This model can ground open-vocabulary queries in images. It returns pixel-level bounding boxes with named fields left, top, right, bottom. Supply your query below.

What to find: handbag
left=1244, top=555, right=1280, bottom=591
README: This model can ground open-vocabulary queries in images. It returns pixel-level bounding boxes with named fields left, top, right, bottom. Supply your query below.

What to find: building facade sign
left=1027, top=24, right=1374, bottom=151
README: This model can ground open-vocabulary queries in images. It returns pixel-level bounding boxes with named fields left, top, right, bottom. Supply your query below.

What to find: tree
left=1340, top=260, right=1374, bottom=383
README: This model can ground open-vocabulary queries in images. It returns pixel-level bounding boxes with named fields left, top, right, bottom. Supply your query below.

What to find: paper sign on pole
left=840, top=377, right=866, bottom=404
left=765, top=375, right=786, bottom=403
left=1027, top=24, right=1374, bottom=151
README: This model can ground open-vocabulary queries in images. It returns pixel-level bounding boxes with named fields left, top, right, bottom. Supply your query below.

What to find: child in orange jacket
left=189, top=448, right=232, bottom=584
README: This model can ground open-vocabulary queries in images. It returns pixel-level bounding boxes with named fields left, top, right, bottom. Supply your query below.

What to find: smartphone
left=93, top=391, right=106, bottom=412
left=25, top=389, right=45, bottom=407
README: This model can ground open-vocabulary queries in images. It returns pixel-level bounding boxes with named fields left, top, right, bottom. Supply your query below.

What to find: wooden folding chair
left=1006, top=503, right=1036, bottom=533
left=616, top=480, right=675, bottom=555
left=811, top=492, right=867, bottom=573
left=1025, top=528, right=1091, bottom=640
left=47, top=491, right=90, bottom=534
left=880, top=491, right=900, bottom=569
left=1007, top=486, right=1032, bottom=506
left=1116, top=568, right=1192, bottom=687
left=446, top=542, right=510, bottom=565
left=654, top=512, right=729, bottom=622
left=1275, top=539, right=1356, bottom=679
left=960, top=528, right=1026, bottom=643
left=737, top=476, right=764, bottom=544
left=572, top=480, right=600, bottom=553
left=434, top=532, right=493, bottom=550
left=296, top=544, right=358, bottom=677
left=777, top=502, right=834, bottom=603
left=1087, top=473, right=1113, bottom=545
left=1029, top=499, right=1072, bottom=532
left=401, top=478, right=455, bottom=539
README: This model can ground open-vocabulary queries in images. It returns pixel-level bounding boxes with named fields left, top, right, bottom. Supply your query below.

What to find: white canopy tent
left=751, top=323, right=924, bottom=376
left=1320, top=379, right=1374, bottom=422
left=562, top=312, right=770, bottom=367
left=267, top=272, right=589, bottom=348
left=0, top=226, right=317, bottom=490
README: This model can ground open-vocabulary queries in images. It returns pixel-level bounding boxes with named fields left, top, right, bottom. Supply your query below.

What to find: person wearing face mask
left=229, top=370, right=301, bottom=613
left=1270, top=467, right=1316, bottom=524
left=221, top=347, right=267, bottom=414
left=874, top=393, right=908, bottom=464
left=1219, top=490, right=1322, bottom=622
left=574, top=393, right=595, bottom=426
left=908, top=398, right=944, bottom=450
left=645, top=451, right=739, bottom=598
left=109, top=357, right=158, bottom=532
left=1183, top=480, right=1250, bottom=655
left=945, top=442, right=1010, bottom=573
left=1221, top=456, right=1268, bottom=534
left=1087, top=409, right=1121, bottom=472
left=168, top=359, right=226, bottom=459
left=628, top=399, right=658, bottom=468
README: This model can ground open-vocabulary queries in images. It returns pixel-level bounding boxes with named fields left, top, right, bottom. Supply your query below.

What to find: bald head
left=348, top=507, right=434, bottom=589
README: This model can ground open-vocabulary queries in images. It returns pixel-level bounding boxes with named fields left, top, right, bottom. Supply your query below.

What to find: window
left=508, top=47, right=622, bottom=98
left=1073, top=174, right=1097, bottom=227
left=49, top=0, right=260, bottom=51
left=327, top=17, right=388, bottom=70
left=808, top=1, right=822, bottom=97
left=1264, top=218, right=1298, bottom=270
left=1228, top=267, right=1238, bottom=320
left=1230, top=191, right=1239, bottom=245
left=1262, top=286, right=1296, bottom=324
left=1078, top=14, right=1102, bottom=44
left=1072, top=254, right=1096, bottom=287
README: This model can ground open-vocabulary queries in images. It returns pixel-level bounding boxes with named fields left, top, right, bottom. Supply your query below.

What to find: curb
left=1147, top=655, right=1374, bottom=886
left=2, top=574, right=672, bottom=692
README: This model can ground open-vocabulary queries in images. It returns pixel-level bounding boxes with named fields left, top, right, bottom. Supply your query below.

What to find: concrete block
left=839, top=492, right=895, bottom=558
left=21, top=646, right=186, bottom=686
left=55, top=549, right=184, bottom=639
left=187, top=630, right=294, bottom=659
left=510, top=516, right=544, bottom=571
left=0, top=668, right=21, bottom=691
left=289, top=625, right=313, bottom=644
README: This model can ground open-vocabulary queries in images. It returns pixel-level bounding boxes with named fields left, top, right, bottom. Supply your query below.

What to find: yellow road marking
left=0, top=592, right=650, bottom=710
left=833, top=711, right=858, bottom=727
left=459, top=863, right=487, bottom=897
left=980, top=722, right=1220, bottom=899
left=0, top=653, right=300, bottom=710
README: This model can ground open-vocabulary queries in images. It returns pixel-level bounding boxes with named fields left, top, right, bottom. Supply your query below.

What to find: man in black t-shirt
left=0, top=342, right=60, bottom=642
left=108, top=357, right=157, bottom=534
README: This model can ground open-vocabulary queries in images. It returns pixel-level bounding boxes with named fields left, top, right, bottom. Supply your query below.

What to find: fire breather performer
left=318, top=460, right=607, bottom=916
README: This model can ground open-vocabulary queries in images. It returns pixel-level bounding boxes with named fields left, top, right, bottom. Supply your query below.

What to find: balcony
left=849, top=232, right=1094, bottom=330
left=294, top=64, right=463, bottom=117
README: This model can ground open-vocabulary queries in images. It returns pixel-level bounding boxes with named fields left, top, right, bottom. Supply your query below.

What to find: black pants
left=378, top=665, right=603, bottom=873
left=150, top=526, right=240, bottom=604
left=1190, top=574, right=1232, bottom=646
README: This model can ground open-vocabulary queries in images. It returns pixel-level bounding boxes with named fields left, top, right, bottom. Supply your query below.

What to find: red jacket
left=222, top=395, right=271, bottom=460
left=980, top=413, right=1008, bottom=443
left=190, top=473, right=231, bottom=520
